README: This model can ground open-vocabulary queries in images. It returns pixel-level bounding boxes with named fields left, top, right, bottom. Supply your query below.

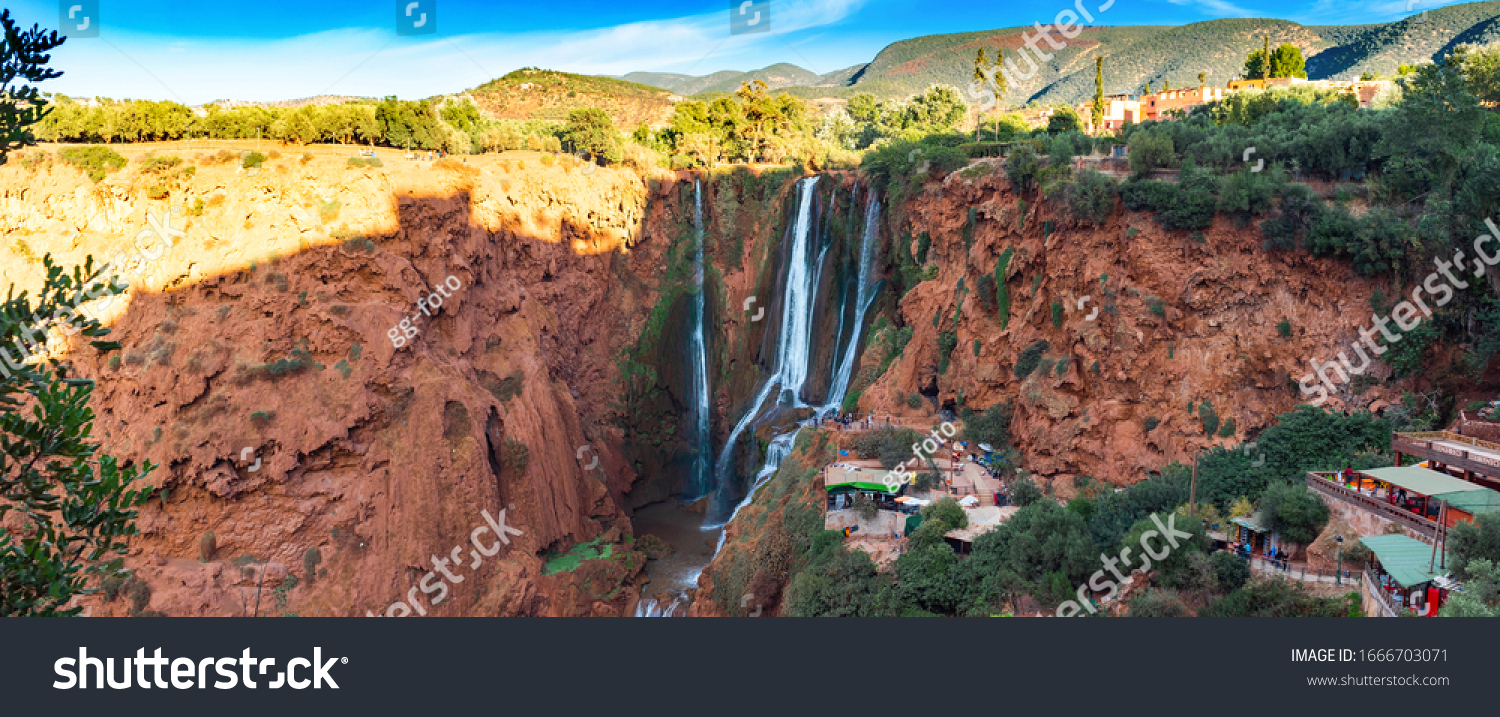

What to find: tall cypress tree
left=1092, top=56, right=1105, bottom=132
left=991, top=49, right=1008, bottom=141
left=1262, top=35, right=1270, bottom=81
left=973, top=47, right=988, bottom=141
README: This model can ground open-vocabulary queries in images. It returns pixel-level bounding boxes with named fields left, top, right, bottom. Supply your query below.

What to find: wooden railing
left=1305, top=472, right=1439, bottom=540
left=1392, top=432, right=1500, bottom=474
left=1396, top=430, right=1500, bottom=453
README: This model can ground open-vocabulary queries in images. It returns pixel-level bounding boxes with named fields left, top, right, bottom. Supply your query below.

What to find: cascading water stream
left=708, top=176, right=822, bottom=502
left=687, top=179, right=713, bottom=499
left=826, top=188, right=882, bottom=408
left=635, top=179, right=880, bottom=615
left=704, top=182, right=882, bottom=542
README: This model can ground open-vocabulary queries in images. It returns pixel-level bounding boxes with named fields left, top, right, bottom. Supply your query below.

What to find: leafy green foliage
left=58, top=146, right=126, bottom=182
left=1244, top=43, right=1307, bottom=80
left=850, top=426, right=925, bottom=470
left=961, top=402, right=1013, bottom=449
left=0, top=12, right=63, bottom=156
left=994, top=247, right=1013, bottom=328
left=1056, top=168, right=1118, bottom=225
left=1, top=254, right=153, bottom=615
left=1447, top=512, right=1500, bottom=580
left=1126, top=588, right=1189, bottom=617
left=1258, top=481, right=1331, bottom=545
left=1202, top=577, right=1350, bottom=617
left=1014, top=340, right=1049, bottom=379
left=1210, top=551, right=1250, bottom=591
left=1439, top=557, right=1500, bottom=616
left=562, top=107, right=623, bottom=164
left=1008, top=475, right=1043, bottom=507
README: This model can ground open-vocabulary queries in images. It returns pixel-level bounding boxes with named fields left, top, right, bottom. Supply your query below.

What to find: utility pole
left=1189, top=459, right=1198, bottom=518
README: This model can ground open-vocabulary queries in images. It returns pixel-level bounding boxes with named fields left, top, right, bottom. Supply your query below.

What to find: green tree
left=1092, top=56, right=1105, bottom=130
left=960, top=402, right=1013, bottom=448
left=1447, top=511, right=1500, bottom=580
left=0, top=11, right=64, bottom=156
left=0, top=19, right=156, bottom=617
left=563, top=107, right=623, bottom=165
left=1378, top=60, right=1485, bottom=201
left=1438, top=558, right=1500, bottom=616
left=1048, top=105, right=1084, bottom=135
left=1245, top=40, right=1306, bottom=79
left=2, top=254, right=154, bottom=615
left=972, top=47, right=988, bottom=142
left=1009, top=475, right=1043, bottom=507
left=783, top=534, right=894, bottom=617
left=1453, top=42, right=1500, bottom=104
left=1258, top=481, right=1329, bottom=546
left=375, top=97, right=443, bottom=150
left=990, top=50, right=1008, bottom=140
left=1210, top=551, right=1250, bottom=591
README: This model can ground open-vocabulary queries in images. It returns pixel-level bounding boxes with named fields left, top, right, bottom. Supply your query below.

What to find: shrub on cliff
left=961, top=402, right=1013, bottom=449
left=58, top=145, right=126, bottom=182
left=1013, top=340, right=1049, bottom=378
left=850, top=426, right=925, bottom=469
left=199, top=532, right=216, bottom=562
left=1054, top=168, right=1118, bottom=225
left=1126, top=588, right=1189, bottom=617
left=501, top=436, right=530, bottom=475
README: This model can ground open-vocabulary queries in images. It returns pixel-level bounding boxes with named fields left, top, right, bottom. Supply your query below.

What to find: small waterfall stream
left=687, top=179, right=713, bottom=499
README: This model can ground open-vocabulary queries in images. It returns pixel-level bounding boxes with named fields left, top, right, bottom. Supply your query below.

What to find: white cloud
left=1164, top=0, right=1257, bottom=18
left=42, top=0, right=868, bottom=104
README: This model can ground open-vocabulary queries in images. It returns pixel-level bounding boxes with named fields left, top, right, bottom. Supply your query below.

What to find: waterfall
left=712, top=432, right=797, bottom=553
left=706, top=179, right=883, bottom=534
left=707, top=177, right=821, bottom=524
left=633, top=594, right=686, bottom=618
left=687, top=179, right=713, bottom=499
left=826, top=188, right=882, bottom=409
left=774, top=176, right=823, bottom=403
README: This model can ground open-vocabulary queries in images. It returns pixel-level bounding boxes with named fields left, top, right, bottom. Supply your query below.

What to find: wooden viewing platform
left=1393, top=431, right=1500, bottom=486
left=1305, top=472, right=1439, bottom=540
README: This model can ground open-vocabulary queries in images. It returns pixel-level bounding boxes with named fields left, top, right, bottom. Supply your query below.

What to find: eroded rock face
left=855, top=164, right=1406, bottom=490
left=0, top=150, right=692, bottom=616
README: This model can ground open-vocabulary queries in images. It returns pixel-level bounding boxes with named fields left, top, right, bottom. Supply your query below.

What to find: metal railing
left=1364, top=566, right=1401, bottom=618
left=1250, top=557, right=1361, bottom=585
left=1305, top=473, right=1439, bottom=540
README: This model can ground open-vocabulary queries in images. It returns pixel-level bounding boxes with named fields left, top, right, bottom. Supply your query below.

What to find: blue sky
left=7, top=0, right=1477, bottom=103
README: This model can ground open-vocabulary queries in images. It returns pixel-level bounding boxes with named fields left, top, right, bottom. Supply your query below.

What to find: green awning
left=1360, top=534, right=1447, bottom=588
left=1231, top=516, right=1269, bottom=533
left=1359, top=466, right=1500, bottom=514
left=823, top=481, right=898, bottom=494
left=1432, top=489, right=1500, bottom=515
left=1362, top=466, right=1490, bottom=497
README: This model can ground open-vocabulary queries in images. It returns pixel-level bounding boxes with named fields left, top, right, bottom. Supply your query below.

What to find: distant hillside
left=621, top=1, right=1500, bottom=107
left=621, top=63, right=864, bottom=96
left=469, top=68, right=677, bottom=128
